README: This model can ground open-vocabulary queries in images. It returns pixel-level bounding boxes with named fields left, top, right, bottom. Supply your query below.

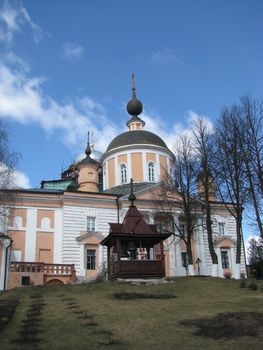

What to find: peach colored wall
left=131, top=153, right=143, bottom=182
left=8, top=272, right=44, bottom=289
left=146, top=153, right=156, bottom=162
left=9, top=231, right=25, bottom=261
left=37, top=209, right=54, bottom=229
left=8, top=208, right=27, bottom=227
left=78, top=166, right=99, bottom=193
left=35, top=232, right=54, bottom=263
left=81, top=236, right=101, bottom=245
left=118, top=154, right=127, bottom=165
left=44, top=275, right=72, bottom=285
left=217, top=239, right=235, bottom=248
left=164, top=246, right=170, bottom=277
left=160, top=155, right=168, bottom=179
left=108, top=158, right=115, bottom=188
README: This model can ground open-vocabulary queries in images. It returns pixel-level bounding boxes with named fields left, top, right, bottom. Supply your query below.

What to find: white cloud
left=141, top=109, right=212, bottom=152
left=61, top=42, right=84, bottom=62
left=152, top=48, right=181, bottom=66
left=11, top=169, right=31, bottom=188
left=0, top=0, right=42, bottom=43
left=1, top=51, right=29, bottom=71
left=0, top=163, right=30, bottom=189
left=0, top=61, right=119, bottom=153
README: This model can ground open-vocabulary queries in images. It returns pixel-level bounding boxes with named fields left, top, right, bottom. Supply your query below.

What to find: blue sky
left=0, top=0, right=262, bottom=192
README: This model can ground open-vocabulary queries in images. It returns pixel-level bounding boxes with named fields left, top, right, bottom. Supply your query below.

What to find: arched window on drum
left=120, top=163, right=127, bottom=184
left=148, top=162, right=155, bottom=182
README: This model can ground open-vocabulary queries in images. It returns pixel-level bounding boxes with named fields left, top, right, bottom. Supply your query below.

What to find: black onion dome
left=126, top=98, right=143, bottom=116
left=126, top=73, right=143, bottom=117
left=106, top=130, right=168, bottom=152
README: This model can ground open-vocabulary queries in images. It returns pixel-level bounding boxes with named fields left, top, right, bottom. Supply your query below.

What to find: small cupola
left=77, top=132, right=100, bottom=192
left=126, top=74, right=145, bottom=131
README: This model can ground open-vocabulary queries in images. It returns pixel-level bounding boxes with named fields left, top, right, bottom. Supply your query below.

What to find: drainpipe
left=116, top=197, right=120, bottom=223
left=3, top=239, right=13, bottom=290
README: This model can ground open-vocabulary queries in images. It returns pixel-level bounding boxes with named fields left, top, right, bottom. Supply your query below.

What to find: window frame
left=181, top=252, right=188, bottom=268
left=218, top=222, right=225, bottom=236
left=120, top=163, right=127, bottom=184
left=87, top=216, right=96, bottom=232
left=221, top=249, right=230, bottom=269
left=86, top=249, right=96, bottom=270
left=148, top=161, right=155, bottom=182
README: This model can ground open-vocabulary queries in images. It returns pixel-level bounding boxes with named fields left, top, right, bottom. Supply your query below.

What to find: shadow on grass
left=0, top=299, right=19, bottom=332
left=181, top=312, right=263, bottom=339
left=11, top=294, right=45, bottom=349
left=112, top=292, right=176, bottom=300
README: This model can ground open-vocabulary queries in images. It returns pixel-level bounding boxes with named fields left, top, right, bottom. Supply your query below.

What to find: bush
left=223, top=271, right=232, bottom=279
left=248, top=282, right=258, bottom=291
left=240, top=279, right=246, bottom=288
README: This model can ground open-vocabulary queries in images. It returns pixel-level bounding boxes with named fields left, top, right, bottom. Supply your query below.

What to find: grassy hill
left=0, top=277, right=263, bottom=350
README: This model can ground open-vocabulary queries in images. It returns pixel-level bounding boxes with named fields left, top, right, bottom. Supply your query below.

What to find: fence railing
left=10, top=262, right=75, bottom=276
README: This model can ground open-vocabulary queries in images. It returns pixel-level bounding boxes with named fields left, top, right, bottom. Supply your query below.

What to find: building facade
left=0, top=78, right=246, bottom=289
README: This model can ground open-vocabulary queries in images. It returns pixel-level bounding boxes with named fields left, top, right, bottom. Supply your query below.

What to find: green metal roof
left=41, top=180, right=76, bottom=191
left=103, top=182, right=156, bottom=196
left=106, top=130, right=169, bottom=152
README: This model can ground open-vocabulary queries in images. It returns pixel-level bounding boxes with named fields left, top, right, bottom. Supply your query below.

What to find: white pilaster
left=105, top=161, right=109, bottom=190
left=217, top=247, right=224, bottom=277
left=230, top=247, right=235, bottom=271
left=0, top=240, right=10, bottom=290
left=79, top=244, right=85, bottom=277
left=99, top=245, right=103, bottom=270
left=142, top=151, right=147, bottom=181
left=54, top=210, right=62, bottom=264
left=156, top=153, right=160, bottom=181
left=25, top=208, right=37, bottom=261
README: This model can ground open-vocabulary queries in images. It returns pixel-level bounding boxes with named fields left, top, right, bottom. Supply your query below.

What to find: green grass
left=0, top=277, right=263, bottom=350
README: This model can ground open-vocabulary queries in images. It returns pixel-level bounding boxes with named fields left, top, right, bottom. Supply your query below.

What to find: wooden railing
left=10, top=262, right=75, bottom=276
left=108, top=259, right=164, bottom=278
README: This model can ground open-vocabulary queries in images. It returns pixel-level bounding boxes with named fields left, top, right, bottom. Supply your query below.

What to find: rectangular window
left=221, top=250, right=230, bottom=269
left=87, top=249, right=96, bottom=270
left=21, top=276, right=30, bottom=286
left=181, top=252, right=188, bottom=268
left=218, top=223, right=225, bottom=235
left=87, top=217, right=96, bottom=232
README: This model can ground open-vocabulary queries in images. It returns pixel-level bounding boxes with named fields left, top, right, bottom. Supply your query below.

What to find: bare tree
left=192, top=117, right=219, bottom=276
left=215, top=106, right=249, bottom=279
left=239, top=97, right=263, bottom=237
left=156, top=135, right=202, bottom=275
left=0, top=120, right=17, bottom=229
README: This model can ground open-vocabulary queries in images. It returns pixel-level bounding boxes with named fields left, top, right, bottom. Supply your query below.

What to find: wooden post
left=116, top=237, right=121, bottom=274
left=107, top=245, right=110, bottom=278
left=160, top=241, right=165, bottom=276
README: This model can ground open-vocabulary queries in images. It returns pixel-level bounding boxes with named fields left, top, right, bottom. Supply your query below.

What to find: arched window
left=148, top=162, right=155, bottom=182
left=13, top=216, right=23, bottom=229
left=41, top=217, right=51, bottom=231
left=120, top=163, right=127, bottom=184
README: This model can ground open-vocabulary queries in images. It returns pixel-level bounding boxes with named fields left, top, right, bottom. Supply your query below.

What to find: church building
left=0, top=77, right=246, bottom=289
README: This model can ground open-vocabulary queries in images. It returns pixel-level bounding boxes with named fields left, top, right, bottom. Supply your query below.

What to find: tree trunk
left=204, top=176, right=218, bottom=275
left=186, top=238, right=195, bottom=276
left=234, top=211, right=242, bottom=279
